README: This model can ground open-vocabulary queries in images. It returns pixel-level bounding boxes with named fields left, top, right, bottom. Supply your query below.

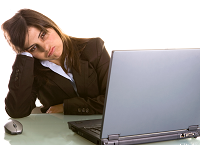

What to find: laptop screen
left=101, top=49, right=200, bottom=138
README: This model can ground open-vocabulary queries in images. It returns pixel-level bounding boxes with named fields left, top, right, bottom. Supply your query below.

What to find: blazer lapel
left=45, top=70, right=78, bottom=98
left=72, top=60, right=88, bottom=98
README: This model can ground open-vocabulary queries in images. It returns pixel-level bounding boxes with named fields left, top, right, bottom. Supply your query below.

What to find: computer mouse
left=4, top=120, right=23, bottom=135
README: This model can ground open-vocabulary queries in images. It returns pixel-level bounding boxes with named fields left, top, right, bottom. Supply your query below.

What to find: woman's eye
left=41, top=31, right=46, bottom=39
left=29, top=45, right=37, bottom=52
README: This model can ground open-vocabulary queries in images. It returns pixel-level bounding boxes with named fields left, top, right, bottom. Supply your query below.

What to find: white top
left=40, top=60, right=74, bottom=81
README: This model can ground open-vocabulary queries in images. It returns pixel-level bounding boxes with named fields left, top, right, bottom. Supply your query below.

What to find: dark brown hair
left=1, top=9, right=89, bottom=74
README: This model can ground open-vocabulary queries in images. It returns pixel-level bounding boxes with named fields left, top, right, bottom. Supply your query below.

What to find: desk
left=2, top=113, right=200, bottom=145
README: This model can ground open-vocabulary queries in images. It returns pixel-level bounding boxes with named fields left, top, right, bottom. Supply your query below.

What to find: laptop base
left=101, top=126, right=200, bottom=145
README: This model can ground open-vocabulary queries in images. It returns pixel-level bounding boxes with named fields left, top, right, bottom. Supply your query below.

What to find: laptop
left=68, top=49, right=200, bottom=145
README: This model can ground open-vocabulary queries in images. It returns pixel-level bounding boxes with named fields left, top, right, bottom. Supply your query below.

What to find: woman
left=2, top=9, right=110, bottom=118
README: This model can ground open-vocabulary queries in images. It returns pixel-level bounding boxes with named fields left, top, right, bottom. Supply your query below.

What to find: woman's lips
left=48, top=47, right=55, bottom=57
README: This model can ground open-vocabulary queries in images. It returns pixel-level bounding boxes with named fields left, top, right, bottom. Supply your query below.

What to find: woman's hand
left=46, top=104, right=64, bottom=113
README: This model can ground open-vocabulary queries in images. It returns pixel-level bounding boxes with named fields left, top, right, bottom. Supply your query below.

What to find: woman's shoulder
left=71, top=37, right=104, bottom=47
left=84, top=37, right=105, bottom=53
left=79, top=37, right=105, bottom=61
left=87, top=37, right=104, bottom=47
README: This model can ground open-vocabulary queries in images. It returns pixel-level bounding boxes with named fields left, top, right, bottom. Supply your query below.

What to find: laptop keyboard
left=84, top=125, right=102, bottom=135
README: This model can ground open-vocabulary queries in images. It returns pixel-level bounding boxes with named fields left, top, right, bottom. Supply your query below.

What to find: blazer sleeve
left=64, top=38, right=110, bottom=115
left=5, top=55, right=37, bottom=118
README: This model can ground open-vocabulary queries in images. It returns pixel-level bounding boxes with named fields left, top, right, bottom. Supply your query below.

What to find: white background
left=1, top=0, right=200, bottom=143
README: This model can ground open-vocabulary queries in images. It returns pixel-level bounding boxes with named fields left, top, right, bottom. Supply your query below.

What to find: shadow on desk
left=4, top=113, right=102, bottom=145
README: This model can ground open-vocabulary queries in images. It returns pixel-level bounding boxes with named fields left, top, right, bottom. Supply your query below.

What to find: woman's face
left=24, top=26, right=63, bottom=64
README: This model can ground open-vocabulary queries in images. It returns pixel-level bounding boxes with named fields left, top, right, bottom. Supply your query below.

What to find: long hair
left=1, top=9, right=89, bottom=75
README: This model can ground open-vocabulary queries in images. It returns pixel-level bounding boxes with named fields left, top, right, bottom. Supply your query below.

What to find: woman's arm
left=5, top=54, right=37, bottom=118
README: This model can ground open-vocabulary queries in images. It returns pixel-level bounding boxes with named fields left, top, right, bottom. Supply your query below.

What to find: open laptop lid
left=101, top=49, right=200, bottom=139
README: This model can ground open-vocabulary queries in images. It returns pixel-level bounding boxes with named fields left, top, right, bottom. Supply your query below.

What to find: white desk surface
left=2, top=113, right=200, bottom=145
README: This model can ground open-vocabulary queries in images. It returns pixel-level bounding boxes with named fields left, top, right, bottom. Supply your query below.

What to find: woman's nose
left=42, top=43, right=50, bottom=52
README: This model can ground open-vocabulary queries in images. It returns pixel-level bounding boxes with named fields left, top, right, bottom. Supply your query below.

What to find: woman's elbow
left=5, top=107, right=31, bottom=118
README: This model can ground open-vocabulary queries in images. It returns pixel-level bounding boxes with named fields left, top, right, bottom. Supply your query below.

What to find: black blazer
left=5, top=38, right=110, bottom=118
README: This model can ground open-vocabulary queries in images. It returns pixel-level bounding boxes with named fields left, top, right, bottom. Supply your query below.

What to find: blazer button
left=78, top=108, right=81, bottom=113
left=16, top=69, right=20, bottom=73
left=15, top=72, right=19, bottom=77
left=15, top=77, right=18, bottom=81
left=82, top=108, right=85, bottom=113
left=86, top=108, right=89, bottom=113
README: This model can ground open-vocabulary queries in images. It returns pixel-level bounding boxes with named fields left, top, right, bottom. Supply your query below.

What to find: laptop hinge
left=103, top=134, right=120, bottom=145
left=188, top=125, right=199, bottom=131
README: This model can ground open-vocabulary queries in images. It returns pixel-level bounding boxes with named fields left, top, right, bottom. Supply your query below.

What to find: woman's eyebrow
left=25, top=30, right=42, bottom=50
